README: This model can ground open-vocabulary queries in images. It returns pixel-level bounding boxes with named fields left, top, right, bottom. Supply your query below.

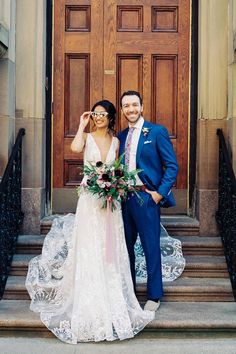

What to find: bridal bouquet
left=78, top=155, right=143, bottom=211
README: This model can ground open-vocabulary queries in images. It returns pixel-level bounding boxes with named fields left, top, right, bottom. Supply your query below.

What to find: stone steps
left=16, top=235, right=45, bottom=254
left=1, top=300, right=236, bottom=336
left=9, top=253, right=228, bottom=278
left=1, top=214, right=234, bottom=339
left=3, top=275, right=234, bottom=302
left=160, top=216, right=200, bottom=236
left=16, top=234, right=224, bottom=257
left=182, top=256, right=228, bottom=278
left=40, top=215, right=200, bottom=236
left=177, top=236, right=224, bottom=256
left=137, top=278, right=234, bottom=302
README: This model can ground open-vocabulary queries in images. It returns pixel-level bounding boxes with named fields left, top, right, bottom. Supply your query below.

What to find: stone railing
left=0, top=128, right=25, bottom=299
left=216, top=129, right=236, bottom=301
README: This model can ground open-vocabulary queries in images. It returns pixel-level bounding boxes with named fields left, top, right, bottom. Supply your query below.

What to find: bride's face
left=91, top=105, right=109, bottom=130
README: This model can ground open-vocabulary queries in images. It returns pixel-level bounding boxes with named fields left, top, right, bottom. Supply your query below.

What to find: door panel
left=103, top=0, right=189, bottom=191
left=53, top=0, right=190, bottom=213
left=54, top=0, right=104, bottom=190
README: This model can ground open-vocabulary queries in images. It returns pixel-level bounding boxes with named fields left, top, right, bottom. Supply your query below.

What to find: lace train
left=135, top=224, right=186, bottom=283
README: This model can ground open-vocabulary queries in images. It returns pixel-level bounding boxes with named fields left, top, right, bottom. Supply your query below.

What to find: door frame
left=189, top=0, right=198, bottom=213
left=45, top=0, right=53, bottom=214
left=45, top=0, right=198, bottom=216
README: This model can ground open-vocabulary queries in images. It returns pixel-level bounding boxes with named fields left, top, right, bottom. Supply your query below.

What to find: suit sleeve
left=155, top=126, right=179, bottom=198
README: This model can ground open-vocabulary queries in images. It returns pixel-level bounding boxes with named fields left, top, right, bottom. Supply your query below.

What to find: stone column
left=0, top=0, right=16, bottom=176
left=15, top=0, right=47, bottom=233
left=197, top=0, right=228, bottom=235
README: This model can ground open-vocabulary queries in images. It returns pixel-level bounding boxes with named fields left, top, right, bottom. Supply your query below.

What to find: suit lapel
left=136, top=121, right=151, bottom=163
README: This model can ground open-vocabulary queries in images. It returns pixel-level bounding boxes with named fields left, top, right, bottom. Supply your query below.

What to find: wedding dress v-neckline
left=89, top=133, right=114, bottom=163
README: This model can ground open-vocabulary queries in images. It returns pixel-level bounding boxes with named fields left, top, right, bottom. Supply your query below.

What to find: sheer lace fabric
left=135, top=224, right=185, bottom=283
left=25, top=134, right=185, bottom=344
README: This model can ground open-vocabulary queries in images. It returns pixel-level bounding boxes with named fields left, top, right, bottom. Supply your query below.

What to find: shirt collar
left=128, top=116, right=144, bottom=130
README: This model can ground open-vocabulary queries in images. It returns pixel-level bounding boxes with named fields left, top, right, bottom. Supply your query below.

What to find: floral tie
left=125, top=127, right=135, bottom=166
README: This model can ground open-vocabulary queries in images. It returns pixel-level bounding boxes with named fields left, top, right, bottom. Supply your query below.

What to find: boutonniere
left=142, top=127, right=150, bottom=137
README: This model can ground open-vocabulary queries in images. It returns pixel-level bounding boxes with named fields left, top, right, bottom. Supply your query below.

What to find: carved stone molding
left=0, top=23, right=9, bottom=58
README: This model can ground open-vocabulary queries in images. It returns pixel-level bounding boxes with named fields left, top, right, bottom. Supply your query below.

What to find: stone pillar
left=0, top=0, right=16, bottom=176
left=15, top=0, right=47, bottom=233
left=228, top=0, right=236, bottom=172
left=197, top=0, right=228, bottom=235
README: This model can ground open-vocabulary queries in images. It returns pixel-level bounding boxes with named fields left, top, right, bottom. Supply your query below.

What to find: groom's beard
left=124, top=113, right=142, bottom=125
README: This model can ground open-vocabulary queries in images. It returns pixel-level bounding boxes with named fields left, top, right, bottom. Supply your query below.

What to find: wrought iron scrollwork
left=216, top=129, right=236, bottom=301
left=0, top=128, right=25, bottom=299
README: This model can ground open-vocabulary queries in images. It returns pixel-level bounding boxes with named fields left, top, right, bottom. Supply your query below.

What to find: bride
left=25, top=100, right=185, bottom=344
left=26, top=100, right=155, bottom=344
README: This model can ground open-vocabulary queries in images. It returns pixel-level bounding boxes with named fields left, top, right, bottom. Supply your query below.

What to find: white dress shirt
left=127, top=116, right=144, bottom=185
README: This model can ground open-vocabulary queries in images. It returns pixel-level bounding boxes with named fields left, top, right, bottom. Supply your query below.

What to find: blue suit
left=118, top=120, right=178, bottom=300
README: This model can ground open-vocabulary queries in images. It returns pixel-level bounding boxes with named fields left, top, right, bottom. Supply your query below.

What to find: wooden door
left=53, top=0, right=190, bottom=213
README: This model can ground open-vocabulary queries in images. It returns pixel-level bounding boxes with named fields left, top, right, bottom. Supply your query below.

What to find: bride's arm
left=71, top=111, right=90, bottom=153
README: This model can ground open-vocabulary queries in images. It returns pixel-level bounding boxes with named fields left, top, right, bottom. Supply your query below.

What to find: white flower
left=142, top=127, right=150, bottom=137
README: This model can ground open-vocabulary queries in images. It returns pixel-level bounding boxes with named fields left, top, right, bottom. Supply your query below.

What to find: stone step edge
left=4, top=295, right=234, bottom=302
left=4, top=280, right=233, bottom=294
left=10, top=253, right=228, bottom=265
left=40, top=226, right=200, bottom=236
left=16, top=245, right=224, bottom=257
left=16, top=239, right=223, bottom=248
left=40, top=215, right=200, bottom=225
left=1, top=301, right=236, bottom=332
left=10, top=271, right=229, bottom=279
left=16, top=235, right=224, bottom=257
left=40, top=216, right=200, bottom=235
left=1, top=323, right=236, bottom=332
left=10, top=254, right=229, bottom=276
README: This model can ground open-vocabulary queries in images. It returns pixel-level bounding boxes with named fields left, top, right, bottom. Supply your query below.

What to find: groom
left=118, top=90, right=178, bottom=311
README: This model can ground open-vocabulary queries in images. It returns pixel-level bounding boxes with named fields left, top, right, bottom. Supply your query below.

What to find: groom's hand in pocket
left=145, top=189, right=163, bottom=204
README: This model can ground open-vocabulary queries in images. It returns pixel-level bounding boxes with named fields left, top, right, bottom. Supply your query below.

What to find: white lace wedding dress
left=26, top=134, right=157, bottom=344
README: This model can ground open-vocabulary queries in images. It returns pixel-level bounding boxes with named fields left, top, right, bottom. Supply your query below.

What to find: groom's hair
left=120, top=90, right=143, bottom=107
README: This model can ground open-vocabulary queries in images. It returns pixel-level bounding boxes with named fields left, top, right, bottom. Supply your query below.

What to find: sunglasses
left=90, top=111, right=109, bottom=118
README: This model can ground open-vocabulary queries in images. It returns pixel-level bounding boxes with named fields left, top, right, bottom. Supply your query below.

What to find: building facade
left=0, top=0, right=235, bottom=236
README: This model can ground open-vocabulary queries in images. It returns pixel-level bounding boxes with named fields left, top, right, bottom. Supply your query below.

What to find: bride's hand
left=79, top=111, right=91, bottom=130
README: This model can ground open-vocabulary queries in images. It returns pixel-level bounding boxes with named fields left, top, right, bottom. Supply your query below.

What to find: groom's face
left=121, top=95, right=143, bottom=125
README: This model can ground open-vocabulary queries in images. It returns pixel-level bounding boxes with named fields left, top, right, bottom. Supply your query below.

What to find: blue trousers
left=122, top=191, right=163, bottom=300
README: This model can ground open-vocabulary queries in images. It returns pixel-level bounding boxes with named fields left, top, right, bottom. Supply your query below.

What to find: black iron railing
left=216, top=128, right=236, bottom=300
left=0, top=128, right=25, bottom=299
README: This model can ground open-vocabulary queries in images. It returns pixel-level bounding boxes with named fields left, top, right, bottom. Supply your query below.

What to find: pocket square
left=144, top=140, right=152, bottom=144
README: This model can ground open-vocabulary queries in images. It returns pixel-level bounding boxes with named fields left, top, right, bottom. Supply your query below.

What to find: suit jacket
left=118, top=120, right=179, bottom=207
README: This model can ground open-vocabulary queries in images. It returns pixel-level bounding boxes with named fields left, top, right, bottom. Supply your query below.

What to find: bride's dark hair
left=91, top=100, right=116, bottom=133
